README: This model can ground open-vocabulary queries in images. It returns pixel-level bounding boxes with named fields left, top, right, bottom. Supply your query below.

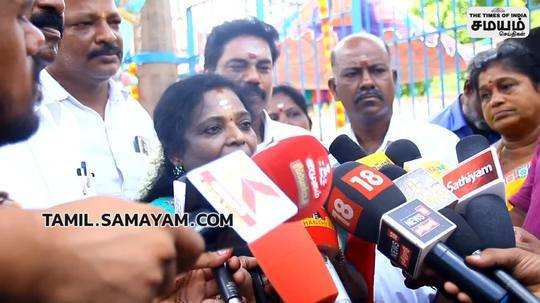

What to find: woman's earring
left=173, top=165, right=185, bottom=178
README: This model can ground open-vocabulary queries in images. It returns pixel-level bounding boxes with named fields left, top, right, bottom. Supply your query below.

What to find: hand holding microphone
left=462, top=194, right=538, bottom=303
left=325, top=161, right=509, bottom=302
left=443, top=248, right=540, bottom=303
left=158, top=252, right=257, bottom=303
left=186, top=136, right=339, bottom=303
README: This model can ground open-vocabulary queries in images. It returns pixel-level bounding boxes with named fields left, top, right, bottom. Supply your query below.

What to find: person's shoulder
left=430, top=101, right=456, bottom=127
left=38, top=69, right=70, bottom=107
left=111, top=81, right=155, bottom=124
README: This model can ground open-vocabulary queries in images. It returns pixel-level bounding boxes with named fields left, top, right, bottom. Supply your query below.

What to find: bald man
left=328, top=33, right=458, bottom=166
left=328, top=33, right=460, bottom=302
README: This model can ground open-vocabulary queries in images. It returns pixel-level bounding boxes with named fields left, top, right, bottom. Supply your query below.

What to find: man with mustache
left=0, top=1, right=210, bottom=302
left=328, top=33, right=459, bottom=303
left=203, top=19, right=372, bottom=302
left=329, top=33, right=458, bottom=165
left=204, top=18, right=310, bottom=152
left=0, top=0, right=65, bottom=206
left=0, top=0, right=160, bottom=207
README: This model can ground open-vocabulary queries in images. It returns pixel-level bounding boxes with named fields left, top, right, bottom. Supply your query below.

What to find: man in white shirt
left=204, top=18, right=310, bottom=151
left=328, top=33, right=459, bottom=166
left=0, top=0, right=159, bottom=208
left=328, top=32, right=460, bottom=302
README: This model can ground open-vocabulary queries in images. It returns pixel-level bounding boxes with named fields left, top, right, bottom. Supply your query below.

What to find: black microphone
left=385, top=139, right=422, bottom=168
left=184, top=182, right=247, bottom=303
left=464, top=194, right=515, bottom=248
left=329, top=134, right=367, bottom=164
left=443, top=134, right=505, bottom=207
left=465, top=195, right=539, bottom=303
left=379, top=164, right=407, bottom=181
left=326, top=161, right=405, bottom=242
left=456, top=134, right=490, bottom=163
left=378, top=199, right=508, bottom=303
left=438, top=208, right=483, bottom=257
left=214, top=265, right=242, bottom=303
left=326, top=161, right=509, bottom=303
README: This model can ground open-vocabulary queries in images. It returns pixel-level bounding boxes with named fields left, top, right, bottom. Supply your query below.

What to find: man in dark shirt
left=431, top=51, right=501, bottom=144
left=431, top=77, right=500, bottom=144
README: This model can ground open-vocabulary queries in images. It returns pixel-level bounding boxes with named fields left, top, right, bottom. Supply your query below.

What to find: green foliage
left=398, top=70, right=467, bottom=98
left=533, top=10, right=540, bottom=27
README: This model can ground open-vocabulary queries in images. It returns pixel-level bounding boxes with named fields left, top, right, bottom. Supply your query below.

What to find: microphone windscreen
left=329, top=134, right=367, bottom=164
left=330, top=161, right=407, bottom=242
left=385, top=139, right=421, bottom=168
left=464, top=194, right=516, bottom=248
left=379, top=164, right=407, bottom=180
left=253, top=135, right=333, bottom=221
left=301, top=208, right=340, bottom=255
left=249, top=221, right=338, bottom=302
left=456, top=135, right=490, bottom=163
left=439, top=208, right=483, bottom=256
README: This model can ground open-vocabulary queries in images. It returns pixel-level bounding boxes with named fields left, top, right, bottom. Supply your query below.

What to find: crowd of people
left=0, top=0, right=539, bottom=302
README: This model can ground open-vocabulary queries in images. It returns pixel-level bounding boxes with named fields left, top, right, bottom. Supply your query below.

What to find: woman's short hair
left=141, top=74, right=250, bottom=202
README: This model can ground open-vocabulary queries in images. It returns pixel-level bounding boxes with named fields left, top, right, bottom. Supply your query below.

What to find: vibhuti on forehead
left=218, top=98, right=232, bottom=110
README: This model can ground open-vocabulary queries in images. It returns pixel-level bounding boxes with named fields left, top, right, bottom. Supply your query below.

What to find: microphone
left=249, top=221, right=338, bottom=303
left=442, top=135, right=506, bottom=208
left=438, top=208, right=485, bottom=257
left=329, top=135, right=367, bottom=163
left=186, top=148, right=337, bottom=303
left=214, top=265, right=242, bottom=303
left=302, top=209, right=352, bottom=302
left=385, top=139, right=450, bottom=179
left=326, top=162, right=509, bottom=302
left=326, top=161, right=405, bottom=243
left=183, top=187, right=246, bottom=303
left=378, top=164, right=407, bottom=180
left=456, top=134, right=490, bottom=163
left=250, top=136, right=339, bottom=302
left=385, top=139, right=421, bottom=168
left=253, top=135, right=332, bottom=221
left=378, top=199, right=509, bottom=303
left=464, top=194, right=515, bottom=249
left=301, top=208, right=340, bottom=253
left=380, top=164, right=458, bottom=211
left=464, top=195, right=539, bottom=303
left=329, top=135, right=393, bottom=169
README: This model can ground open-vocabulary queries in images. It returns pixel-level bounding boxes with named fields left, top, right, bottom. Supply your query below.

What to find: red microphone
left=249, top=136, right=338, bottom=303
left=249, top=221, right=338, bottom=303
left=442, top=135, right=505, bottom=208
left=302, top=208, right=362, bottom=302
left=301, top=208, right=339, bottom=253
left=252, top=135, right=332, bottom=221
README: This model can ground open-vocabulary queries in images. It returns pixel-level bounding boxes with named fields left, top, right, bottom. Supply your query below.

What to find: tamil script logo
left=467, top=7, right=529, bottom=38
